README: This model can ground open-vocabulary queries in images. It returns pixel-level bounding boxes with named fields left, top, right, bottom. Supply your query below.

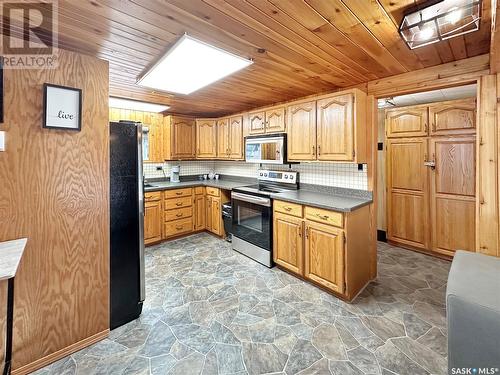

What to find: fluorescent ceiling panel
left=137, top=35, right=253, bottom=95
left=109, top=97, right=169, bottom=113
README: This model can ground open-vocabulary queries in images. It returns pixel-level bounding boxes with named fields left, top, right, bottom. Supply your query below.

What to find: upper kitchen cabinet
left=228, top=116, right=244, bottom=160
left=163, top=115, right=196, bottom=160
left=247, top=111, right=266, bottom=135
left=287, top=89, right=367, bottom=163
left=109, top=108, right=164, bottom=163
left=265, top=106, right=286, bottom=133
left=386, top=105, right=428, bottom=138
left=217, top=118, right=230, bottom=159
left=428, top=98, right=476, bottom=136
left=287, top=100, right=317, bottom=161
left=247, top=105, right=286, bottom=135
left=316, top=91, right=366, bottom=162
left=196, top=119, right=217, bottom=159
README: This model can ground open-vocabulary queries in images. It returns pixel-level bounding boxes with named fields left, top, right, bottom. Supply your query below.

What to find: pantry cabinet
left=287, top=89, right=366, bottom=163
left=385, top=105, right=428, bottom=138
left=196, top=119, right=217, bottom=158
left=272, top=200, right=370, bottom=301
left=163, top=115, right=196, bottom=160
left=428, top=98, right=476, bottom=136
left=144, top=192, right=162, bottom=245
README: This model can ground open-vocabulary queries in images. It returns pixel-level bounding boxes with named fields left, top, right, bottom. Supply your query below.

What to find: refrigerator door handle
left=137, top=123, right=146, bottom=302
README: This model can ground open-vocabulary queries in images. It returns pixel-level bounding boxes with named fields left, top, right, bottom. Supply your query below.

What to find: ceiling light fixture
left=109, top=97, right=169, bottom=113
left=137, top=34, right=253, bottom=95
left=399, top=0, right=481, bottom=49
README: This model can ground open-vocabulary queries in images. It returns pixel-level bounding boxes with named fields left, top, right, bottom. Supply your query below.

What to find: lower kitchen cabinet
left=144, top=192, right=162, bottom=245
left=304, top=221, right=344, bottom=294
left=145, top=186, right=229, bottom=246
left=273, top=212, right=303, bottom=275
left=273, top=200, right=371, bottom=301
left=194, top=188, right=206, bottom=231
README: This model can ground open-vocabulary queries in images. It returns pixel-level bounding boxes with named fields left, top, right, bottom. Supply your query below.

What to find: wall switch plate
left=0, top=131, right=5, bottom=151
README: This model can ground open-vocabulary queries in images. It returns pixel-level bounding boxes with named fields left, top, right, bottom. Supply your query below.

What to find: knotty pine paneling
left=0, top=50, right=110, bottom=373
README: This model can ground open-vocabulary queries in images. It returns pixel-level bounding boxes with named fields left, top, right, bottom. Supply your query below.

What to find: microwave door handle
left=232, top=192, right=271, bottom=207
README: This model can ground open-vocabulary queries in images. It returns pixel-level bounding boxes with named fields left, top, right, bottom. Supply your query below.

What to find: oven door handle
left=232, top=192, right=271, bottom=207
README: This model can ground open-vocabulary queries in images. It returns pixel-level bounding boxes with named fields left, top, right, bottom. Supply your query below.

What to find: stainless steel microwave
left=245, top=133, right=287, bottom=164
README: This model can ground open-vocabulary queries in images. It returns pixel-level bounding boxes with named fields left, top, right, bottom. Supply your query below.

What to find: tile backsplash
left=144, top=161, right=368, bottom=190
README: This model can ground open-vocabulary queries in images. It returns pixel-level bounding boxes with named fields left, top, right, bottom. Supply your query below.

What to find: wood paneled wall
left=0, top=50, right=110, bottom=373
left=477, top=74, right=500, bottom=257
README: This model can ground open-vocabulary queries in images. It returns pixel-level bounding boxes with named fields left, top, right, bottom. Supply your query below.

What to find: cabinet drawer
left=164, top=196, right=192, bottom=210
left=145, top=191, right=161, bottom=202
left=206, top=187, right=220, bottom=197
left=165, top=207, right=193, bottom=221
left=274, top=200, right=303, bottom=217
left=305, top=206, right=343, bottom=228
left=194, top=186, right=204, bottom=195
left=164, top=188, right=193, bottom=199
left=164, top=217, right=193, bottom=237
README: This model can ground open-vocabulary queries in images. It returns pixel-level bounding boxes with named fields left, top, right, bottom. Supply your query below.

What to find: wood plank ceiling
left=49, top=0, right=492, bottom=116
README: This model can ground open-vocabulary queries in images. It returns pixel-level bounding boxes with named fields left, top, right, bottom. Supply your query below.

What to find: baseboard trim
left=12, top=329, right=109, bottom=375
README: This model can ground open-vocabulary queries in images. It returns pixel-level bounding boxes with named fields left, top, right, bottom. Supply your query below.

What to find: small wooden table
left=0, top=239, right=27, bottom=375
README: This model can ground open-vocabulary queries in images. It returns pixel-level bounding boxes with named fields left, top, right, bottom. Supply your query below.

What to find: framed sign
left=43, top=83, right=82, bottom=130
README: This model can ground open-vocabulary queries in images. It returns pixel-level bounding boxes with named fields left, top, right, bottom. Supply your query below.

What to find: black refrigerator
left=110, top=121, right=145, bottom=329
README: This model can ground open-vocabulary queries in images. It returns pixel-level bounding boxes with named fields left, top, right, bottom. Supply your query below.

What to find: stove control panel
left=257, top=169, right=298, bottom=185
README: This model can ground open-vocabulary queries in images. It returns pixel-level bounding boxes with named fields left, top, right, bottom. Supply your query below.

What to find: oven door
left=231, top=192, right=272, bottom=251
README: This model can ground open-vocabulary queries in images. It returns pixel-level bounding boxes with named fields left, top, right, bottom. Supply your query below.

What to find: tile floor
left=34, top=233, right=451, bottom=375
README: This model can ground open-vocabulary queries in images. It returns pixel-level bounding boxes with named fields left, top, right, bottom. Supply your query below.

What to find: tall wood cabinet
left=385, top=98, right=476, bottom=257
left=287, top=89, right=366, bottom=163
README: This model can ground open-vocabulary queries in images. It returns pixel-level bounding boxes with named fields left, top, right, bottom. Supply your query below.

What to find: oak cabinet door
left=145, top=200, right=162, bottom=245
left=248, top=111, right=266, bottom=135
left=429, top=98, right=476, bottom=136
left=211, top=197, right=221, bottom=235
left=205, top=196, right=213, bottom=233
left=171, top=117, right=195, bottom=159
left=194, top=194, right=206, bottom=231
left=430, top=136, right=476, bottom=255
left=316, top=94, right=354, bottom=161
left=386, top=106, right=428, bottom=138
left=304, top=221, right=344, bottom=294
left=265, top=106, right=286, bottom=133
left=196, top=120, right=217, bottom=158
left=287, top=101, right=317, bottom=161
left=229, top=116, right=244, bottom=159
left=273, top=213, right=304, bottom=275
left=217, top=118, right=230, bottom=159
left=386, top=138, right=430, bottom=250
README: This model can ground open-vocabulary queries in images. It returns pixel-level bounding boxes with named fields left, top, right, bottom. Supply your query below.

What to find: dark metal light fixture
left=399, top=0, right=481, bottom=49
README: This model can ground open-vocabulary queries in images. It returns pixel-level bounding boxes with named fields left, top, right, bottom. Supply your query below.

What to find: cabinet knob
left=176, top=202, right=183, bottom=206
left=284, top=206, right=292, bottom=211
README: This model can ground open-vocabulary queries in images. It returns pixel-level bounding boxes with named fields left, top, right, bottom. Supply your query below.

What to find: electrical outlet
left=0, top=131, right=5, bottom=152
left=156, top=166, right=163, bottom=171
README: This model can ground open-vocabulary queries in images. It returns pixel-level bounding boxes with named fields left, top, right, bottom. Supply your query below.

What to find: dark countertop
left=270, top=190, right=372, bottom=212
left=145, top=177, right=372, bottom=212
left=144, top=179, right=251, bottom=192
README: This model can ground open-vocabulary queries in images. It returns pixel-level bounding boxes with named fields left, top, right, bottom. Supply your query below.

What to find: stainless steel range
left=231, top=169, right=299, bottom=267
